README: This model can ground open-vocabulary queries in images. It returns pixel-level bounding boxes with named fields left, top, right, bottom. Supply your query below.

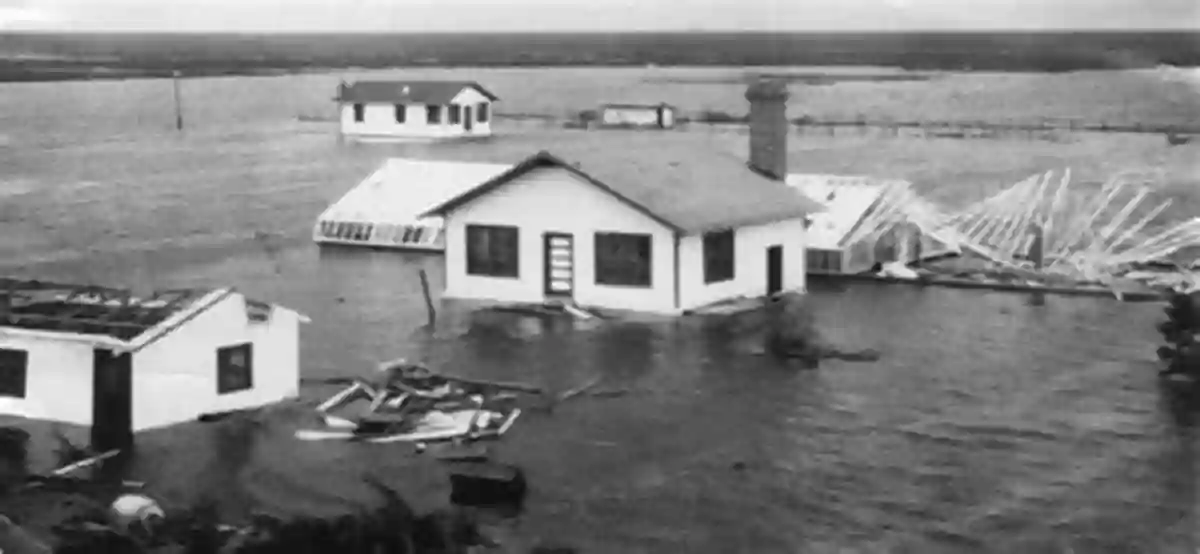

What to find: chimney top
left=745, top=79, right=790, bottom=102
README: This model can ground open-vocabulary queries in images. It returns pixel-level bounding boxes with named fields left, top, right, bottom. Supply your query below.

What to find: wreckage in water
left=296, top=360, right=525, bottom=444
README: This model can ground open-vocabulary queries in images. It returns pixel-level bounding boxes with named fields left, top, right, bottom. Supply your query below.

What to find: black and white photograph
left=0, top=0, right=1197, bottom=552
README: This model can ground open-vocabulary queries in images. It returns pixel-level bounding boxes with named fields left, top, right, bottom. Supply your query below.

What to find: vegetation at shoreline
left=0, top=31, right=1197, bottom=83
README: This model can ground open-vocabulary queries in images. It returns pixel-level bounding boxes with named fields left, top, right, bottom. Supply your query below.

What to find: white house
left=313, top=158, right=511, bottom=251
left=598, top=103, right=677, bottom=129
left=0, top=280, right=308, bottom=449
left=420, top=80, right=824, bottom=315
left=336, top=80, right=499, bottom=142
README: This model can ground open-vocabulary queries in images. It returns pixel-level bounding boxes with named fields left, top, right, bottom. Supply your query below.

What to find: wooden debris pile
left=850, top=168, right=1200, bottom=288
left=296, top=359, right=529, bottom=446
left=940, top=169, right=1200, bottom=281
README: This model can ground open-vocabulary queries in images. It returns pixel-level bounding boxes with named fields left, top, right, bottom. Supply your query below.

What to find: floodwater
left=0, top=76, right=1196, bottom=553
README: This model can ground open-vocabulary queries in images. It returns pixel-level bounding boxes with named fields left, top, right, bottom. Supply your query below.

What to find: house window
left=448, top=104, right=461, bottom=125
left=394, top=104, right=406, bottom=123
left=595, top=232, right=652, bottom=287
left=352, top=103, right=365, bottom=122
left=217, top=343, right=253, bottom=395
left=703, top=229, right=735, bottom=284
left=426, top=105, right=442, bottom=124
left=466, top=225, right=519, bottom=278
left=0, top=348, right=28, bottom=399
left=477, top=103, right=490, bottom=123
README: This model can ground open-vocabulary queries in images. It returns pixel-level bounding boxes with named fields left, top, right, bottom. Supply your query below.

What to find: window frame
left=0, top=348, right=28, bottom=399
left=352, top=103, right=365, bottom=122
left=702, top=229, right=736, bottom=284
left=426, top=105, right=442, bottom=124
left=394, top=104, right=407, bottom=124
left=477, top=102, right=490, bottom=123
left=217, top=343, right=253, bottom=395
left=448, top=104, right=462, bottom=125
left=465, top=224, right=520, bottom=278
left=594, top=232, right=653, bottom=288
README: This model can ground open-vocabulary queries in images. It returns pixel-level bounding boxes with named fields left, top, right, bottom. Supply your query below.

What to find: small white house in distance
left=0, top=280, right=307, bottom=448
left=313, top=158, right=512, bottom=251
left=335, top=80, right=499, bottom=142
left=787, top=174, right=960, bottom=275
left=419, top=145, right=826, bottom=315
left=598, top=103, right=677, bottom=129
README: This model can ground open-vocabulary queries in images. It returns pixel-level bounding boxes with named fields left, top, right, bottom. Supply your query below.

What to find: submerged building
left=419, top=80, right=826, bottom=315
left=313, top=159, right=512, bottom=251
left=0, top=279, right=307, bottom=449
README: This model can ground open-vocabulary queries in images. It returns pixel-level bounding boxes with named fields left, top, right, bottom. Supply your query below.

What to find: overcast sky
left=0, top=0, right=1196, bottom=32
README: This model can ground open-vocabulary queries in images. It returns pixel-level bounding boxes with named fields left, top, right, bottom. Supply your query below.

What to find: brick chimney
left=745, top=79, right=790, bottom=180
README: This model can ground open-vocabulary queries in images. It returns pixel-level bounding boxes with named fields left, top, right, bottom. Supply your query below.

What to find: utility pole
left=172, top=70, right=184, bottom=132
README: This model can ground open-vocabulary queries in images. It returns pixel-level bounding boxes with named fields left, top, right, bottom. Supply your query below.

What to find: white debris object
left=879, top=261, right=919, bottom=280
left=110, top=494, right=165, bottom=531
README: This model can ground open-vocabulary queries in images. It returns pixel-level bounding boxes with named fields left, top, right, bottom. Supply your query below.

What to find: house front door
left=543, top=233, right=574, bottom=297
left=464, top=106, right=474, bottom=132
left=766, top=245, right=783, bottom=296
left=91, top=349, right=134, bottom=452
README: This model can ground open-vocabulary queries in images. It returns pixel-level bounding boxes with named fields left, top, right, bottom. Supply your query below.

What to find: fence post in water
left=171, top=70, right=184, bottom=132
left=1029, top=224, right=1045, bottom=270
left=419, top=269, right=436, bottom=328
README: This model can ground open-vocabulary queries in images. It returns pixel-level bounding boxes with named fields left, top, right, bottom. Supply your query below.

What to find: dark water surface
left=0, top=115, right=1196, bottom=552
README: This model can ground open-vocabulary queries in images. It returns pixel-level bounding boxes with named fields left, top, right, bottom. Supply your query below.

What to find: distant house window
left=217, top=343, right=253, bottom=395
left=394, top=104, right=406, bottom=123
left=426, top=105, right=442, bottom=124
left=477, top=103, right=490, bottom=123
left=0, top=348, right=28, bottom=399
left=703, top=229, right=735, bottom=284
left=466, top=225, right=519, bottom=278
left=448, top=105, right=462, bottom=125
left=353, top=103, right=365, bottom=123
left=595, top=232, right=652, bottom=287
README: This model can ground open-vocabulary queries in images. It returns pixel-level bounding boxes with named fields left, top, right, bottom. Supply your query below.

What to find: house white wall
left=339, top=87, right=494, bottom=141
left=441, top=166, right=679, bottom=313
left=130, top=293, right=301, bottom=432
left=678, top=217, right=809, bottom=311
left=0, top=333, right=94, bottom=426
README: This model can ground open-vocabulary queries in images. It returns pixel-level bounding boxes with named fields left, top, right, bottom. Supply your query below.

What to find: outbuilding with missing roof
left=335, top=80, right=499, bottom=142
left=0, top=280, right=308, bottom=450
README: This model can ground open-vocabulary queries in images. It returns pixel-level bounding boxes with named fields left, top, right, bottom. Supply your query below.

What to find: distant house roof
left=336, top=80, right=499, bottom=105
left=785, top=174, right=907, bottom=250
left=422, top=144, right=825, bottom=233
left=601, top=103, right=676, bottom=110
left=0, top=279, right=307, bottom=349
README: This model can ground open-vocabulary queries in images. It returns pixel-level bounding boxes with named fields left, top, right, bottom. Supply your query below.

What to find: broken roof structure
left=0, top=279, right=305, bottom=352
left=335, top=80, right=499, bottom=105
left=314, top=158, right=512, bottom=250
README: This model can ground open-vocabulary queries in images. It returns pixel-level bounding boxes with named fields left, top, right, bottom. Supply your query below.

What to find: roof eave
left=0, top=326, right=129, bottom=349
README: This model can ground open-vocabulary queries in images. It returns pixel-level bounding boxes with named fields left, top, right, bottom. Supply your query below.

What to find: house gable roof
left=421, top=142, right=825, bottom=233
left=336, top=80, right=499, bottom=105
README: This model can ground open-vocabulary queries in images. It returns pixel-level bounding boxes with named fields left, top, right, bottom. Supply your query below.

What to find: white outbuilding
left=0, top=280, right=308, bottom=449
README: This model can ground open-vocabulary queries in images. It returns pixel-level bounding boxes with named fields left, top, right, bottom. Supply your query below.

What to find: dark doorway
left=464, top=106, right=474, bottom=131
left=91, top=349, right=133, bottom=452
left=766, top=245, right=783, bottom=296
